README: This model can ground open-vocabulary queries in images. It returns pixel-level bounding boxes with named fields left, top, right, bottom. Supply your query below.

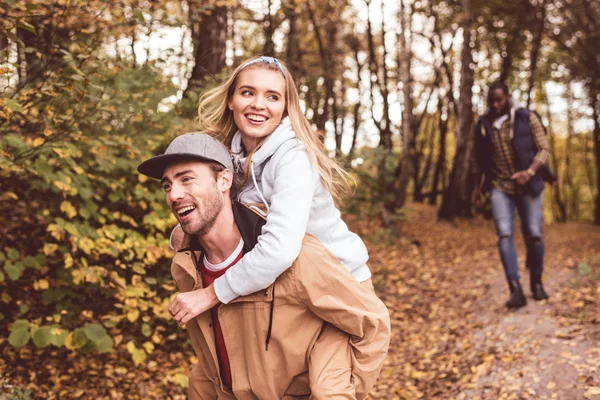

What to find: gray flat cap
left=137, top=133, right=234, bottom=180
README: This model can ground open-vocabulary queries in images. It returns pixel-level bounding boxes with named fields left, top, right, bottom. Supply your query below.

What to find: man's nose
left=168, top=183, right=185, bottom=203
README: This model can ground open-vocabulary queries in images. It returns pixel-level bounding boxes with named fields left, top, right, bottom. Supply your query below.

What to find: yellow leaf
left=127, top=309, right=140, bottom=323
left=64, top=253, right=73, bottom=269
left=54, top=180, right=71, bottom=192
left=171, top=373, right=189, bottom=389
left=60, top=201, right=78, bottom=219
left=33, top=137, right=45, bottom=147
left=43, top=243, right=58, bottom=256
left=34, top=279, right=50, bottom=290
left=547, top=381, right=556, bottom=390
left=47, top=223, right=65, bottom=241
left=64, top=332, right=75, bottom=350
left=53, top=148, right=66, bottom=158
left=143, top=341, right=154, bottom=354
left=78, top=237, right=94, bottom=255
left=43, top=128, right=54, bottom=137
left=126, top=341, right=136, bottom=354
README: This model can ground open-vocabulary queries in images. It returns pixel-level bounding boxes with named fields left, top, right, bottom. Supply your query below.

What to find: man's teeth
left=177, top=206, right=196, bottom=215
left=247, top=115, right=267, bottom=122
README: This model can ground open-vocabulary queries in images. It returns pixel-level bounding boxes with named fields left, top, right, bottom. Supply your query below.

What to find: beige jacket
left=171, top=210, right=390, bottom=399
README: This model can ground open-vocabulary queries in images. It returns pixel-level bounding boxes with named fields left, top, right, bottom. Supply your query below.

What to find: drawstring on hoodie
left=251, top=161, right=270, bottom=213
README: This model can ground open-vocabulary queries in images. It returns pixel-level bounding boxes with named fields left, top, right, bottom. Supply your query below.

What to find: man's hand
left=168, top=284, right=220, bottom=325
left=471, top=187, right=482, bottom=208
left=511, top=170, right=531, bottom=185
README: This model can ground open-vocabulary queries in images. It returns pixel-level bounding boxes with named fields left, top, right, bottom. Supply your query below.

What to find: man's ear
left=217, top=169, right=233, bottom=193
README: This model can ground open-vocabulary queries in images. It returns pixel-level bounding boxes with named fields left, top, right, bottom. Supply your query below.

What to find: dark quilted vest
left=475, top=108, right=544, bottom=195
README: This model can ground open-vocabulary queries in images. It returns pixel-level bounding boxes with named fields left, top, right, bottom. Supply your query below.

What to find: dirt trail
left=365, top=203, right=600, bottom=400
left=465, top=264, right=598, bottom=399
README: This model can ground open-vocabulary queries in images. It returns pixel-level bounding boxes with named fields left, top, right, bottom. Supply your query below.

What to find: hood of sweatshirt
left=230, top=117, right=298, bottom=211
left=230, top=116, right=297, bottom=172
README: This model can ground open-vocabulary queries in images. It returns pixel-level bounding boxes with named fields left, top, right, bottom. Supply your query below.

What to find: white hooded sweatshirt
left=213, top=117, right=371, bottom=304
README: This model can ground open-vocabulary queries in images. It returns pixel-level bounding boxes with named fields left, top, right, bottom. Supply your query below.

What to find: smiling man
left=137, top=133, right=390, bottom=399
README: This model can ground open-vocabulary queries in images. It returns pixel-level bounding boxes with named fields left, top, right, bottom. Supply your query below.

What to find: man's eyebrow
left=160, top=170, right=194, bottom=185
left=239, top=85, right=283, bottom=97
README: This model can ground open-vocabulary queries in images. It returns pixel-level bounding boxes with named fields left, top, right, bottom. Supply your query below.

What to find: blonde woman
left=170, top=56, right=389, bottom=398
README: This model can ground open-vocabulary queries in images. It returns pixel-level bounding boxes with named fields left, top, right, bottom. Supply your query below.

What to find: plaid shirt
left=488, top=112, right=550, bottom=195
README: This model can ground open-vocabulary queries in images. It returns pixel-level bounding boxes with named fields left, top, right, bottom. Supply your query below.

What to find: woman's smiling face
left=227, top=67, right=287, bottom=152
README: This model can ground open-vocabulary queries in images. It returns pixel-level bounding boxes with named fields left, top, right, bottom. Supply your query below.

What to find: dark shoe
left=532, top=282, right=549, bottom=301
left=506, top=280, right=527, bottom=309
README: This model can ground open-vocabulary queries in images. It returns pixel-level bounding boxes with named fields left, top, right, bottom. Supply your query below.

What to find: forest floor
left=1, top=202, right=599, bottom=399
left=366, top=203, right=600, bottom=400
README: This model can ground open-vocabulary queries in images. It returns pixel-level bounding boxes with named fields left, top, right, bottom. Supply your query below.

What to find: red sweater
left=198, top=249, right=244, bottom=390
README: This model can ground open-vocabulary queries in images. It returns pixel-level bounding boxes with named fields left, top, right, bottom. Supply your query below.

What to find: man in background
left=472, top=82, right=551, bottom=309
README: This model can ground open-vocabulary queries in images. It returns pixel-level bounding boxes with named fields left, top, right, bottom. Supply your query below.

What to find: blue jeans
left=490, top=187, right=545, bottom=284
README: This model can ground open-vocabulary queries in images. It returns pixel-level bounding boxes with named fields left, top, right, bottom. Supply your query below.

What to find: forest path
left=364, top=203, right=600, bottom=399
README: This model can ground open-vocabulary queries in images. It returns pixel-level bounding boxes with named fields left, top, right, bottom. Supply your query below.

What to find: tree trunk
left=183, top=4, right=227, bottom=100
left=545, top=99, right=567, bottom=222
left=526, top=0, right=546, bottom=108
left=592, top=90, right=600, bottom=225
left=565, top=86, right=577, bottom=219
left=429, top=95, right=449, bottom=205
left=284, top=0, right=299, bottom=74
left=414, top=115, right=436, bottom=202
left=365, top=0, right=387, bottom=146
left=377, top=0, right=392, bottom=149
left=306, top=3, right=336, bottom=133
left=438, top=0, right=475, bottom=220
left=498, top=24, right=521, bottom=83
left=263, top=0, right=275, bottom=56
left=393, top=0, right=415, bottom=209
left=413, top=73, right=440, bottom=201
left=348, top=36, right=363, bottom=160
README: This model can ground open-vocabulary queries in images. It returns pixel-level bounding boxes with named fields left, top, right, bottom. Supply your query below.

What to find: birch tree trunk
left=393, top=0, right=415, bottom=209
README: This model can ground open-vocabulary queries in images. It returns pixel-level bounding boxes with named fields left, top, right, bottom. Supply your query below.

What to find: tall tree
left=183, top=1, right=228, bottom=101
left=364, top=0, right=393, bottom=150
left=526, top=0, right=547, bottom=107
left=306, top=1, right=338, bottom=134
left=283, top=0, right=300, bottom=74
left=438, top=0, right=475, bottom=219
left=393, top=0, right=415, bottom=209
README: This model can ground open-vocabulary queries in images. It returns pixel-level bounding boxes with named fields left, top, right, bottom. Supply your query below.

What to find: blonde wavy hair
left=197, top=56, right=353, bottom=202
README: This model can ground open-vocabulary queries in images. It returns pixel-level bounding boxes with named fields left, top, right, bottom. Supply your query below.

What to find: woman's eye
left=241, top=90, right=253, bottom=96
left=268, top=95, right=279, bottom=101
